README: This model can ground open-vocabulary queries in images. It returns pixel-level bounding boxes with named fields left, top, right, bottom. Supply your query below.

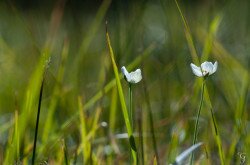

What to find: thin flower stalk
left=190, top=81, right=205, bottom=165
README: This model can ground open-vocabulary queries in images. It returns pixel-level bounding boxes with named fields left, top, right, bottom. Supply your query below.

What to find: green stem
left=129, top=83, right=133, bottom=164
left=32, top=77, right=45, bottom=165
left=190, top=81, right=205, bottom=165
left=129, top=83, right=133, bottom=129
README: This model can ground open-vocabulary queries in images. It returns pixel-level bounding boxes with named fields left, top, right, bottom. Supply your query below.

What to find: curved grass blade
left=32, top=75, right=45, bottom=165
left=106, top=22, right=137, bottom=163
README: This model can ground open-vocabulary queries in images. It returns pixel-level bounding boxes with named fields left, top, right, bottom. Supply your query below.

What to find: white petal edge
left=121, top=66, right=128, bottom=76
left=190, top=63, right=203, bottom=77
left=212, top=61, right=218, bottom=74
left=121, top=66, right=142, bottom=84
left=201, top=61, right=214, bottom=74
left=128, top=69, right=142, bottom=83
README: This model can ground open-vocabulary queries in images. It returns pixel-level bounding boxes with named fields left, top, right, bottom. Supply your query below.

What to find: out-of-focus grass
left=0, top=0, right=249, bottom=164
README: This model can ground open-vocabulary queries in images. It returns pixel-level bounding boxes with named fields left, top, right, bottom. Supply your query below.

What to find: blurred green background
left=0, top=0, right=249, bottom=164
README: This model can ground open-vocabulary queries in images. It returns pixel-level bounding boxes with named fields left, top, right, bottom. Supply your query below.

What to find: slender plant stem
left=32, top=77, right=45, bottom=165
left=129, top=83, right=133, bottom=164
left=129, top=83, right=133, bottom=129
left=190, top=81, right=205, bottom=165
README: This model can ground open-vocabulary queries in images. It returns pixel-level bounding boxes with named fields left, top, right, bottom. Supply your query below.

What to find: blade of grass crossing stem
left=78, top=97, right=91, bottom=164
left=192, top=73, right=225, bottom=164
left=32, top=75, right=45, bottom=165
left=106, top=25, right=137, bottom=163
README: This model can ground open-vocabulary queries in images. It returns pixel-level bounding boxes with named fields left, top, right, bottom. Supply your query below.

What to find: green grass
left=0, top=0, right=250, bottom=164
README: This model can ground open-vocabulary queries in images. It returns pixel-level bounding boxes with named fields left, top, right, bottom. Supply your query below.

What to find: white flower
left=121, top=66, right=142, bottom=84
left=190, top=61, right=218, bottom=77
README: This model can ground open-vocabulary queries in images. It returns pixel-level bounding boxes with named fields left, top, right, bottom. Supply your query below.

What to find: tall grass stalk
left=106, top=22, right=137, bottom=164
left=31, top=76, right=45, bottom=165
left=190, top=81, right=205, bottom=165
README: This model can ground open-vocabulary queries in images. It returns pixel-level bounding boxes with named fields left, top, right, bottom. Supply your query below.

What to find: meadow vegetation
left=0, top=0, right=249, bottom=164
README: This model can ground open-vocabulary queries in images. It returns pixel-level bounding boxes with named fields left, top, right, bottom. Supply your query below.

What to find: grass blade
left=106, top=22, right=137, bottom=163
left=31, top=75, right=45, bottom=164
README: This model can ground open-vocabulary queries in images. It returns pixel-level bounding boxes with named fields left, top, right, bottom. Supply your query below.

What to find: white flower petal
left=201, top=61, right=214, bottom=75
left=121, top=66, right=129, bottom=76
left=190, top=63, right=203, bottom=77
left=121, top=66, right=142, bottom=84
left=129, top=69, right=142, bottom=83
left=212, top=61, right=218, bottom=74
left=190, top=61, right=218, bottom=77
